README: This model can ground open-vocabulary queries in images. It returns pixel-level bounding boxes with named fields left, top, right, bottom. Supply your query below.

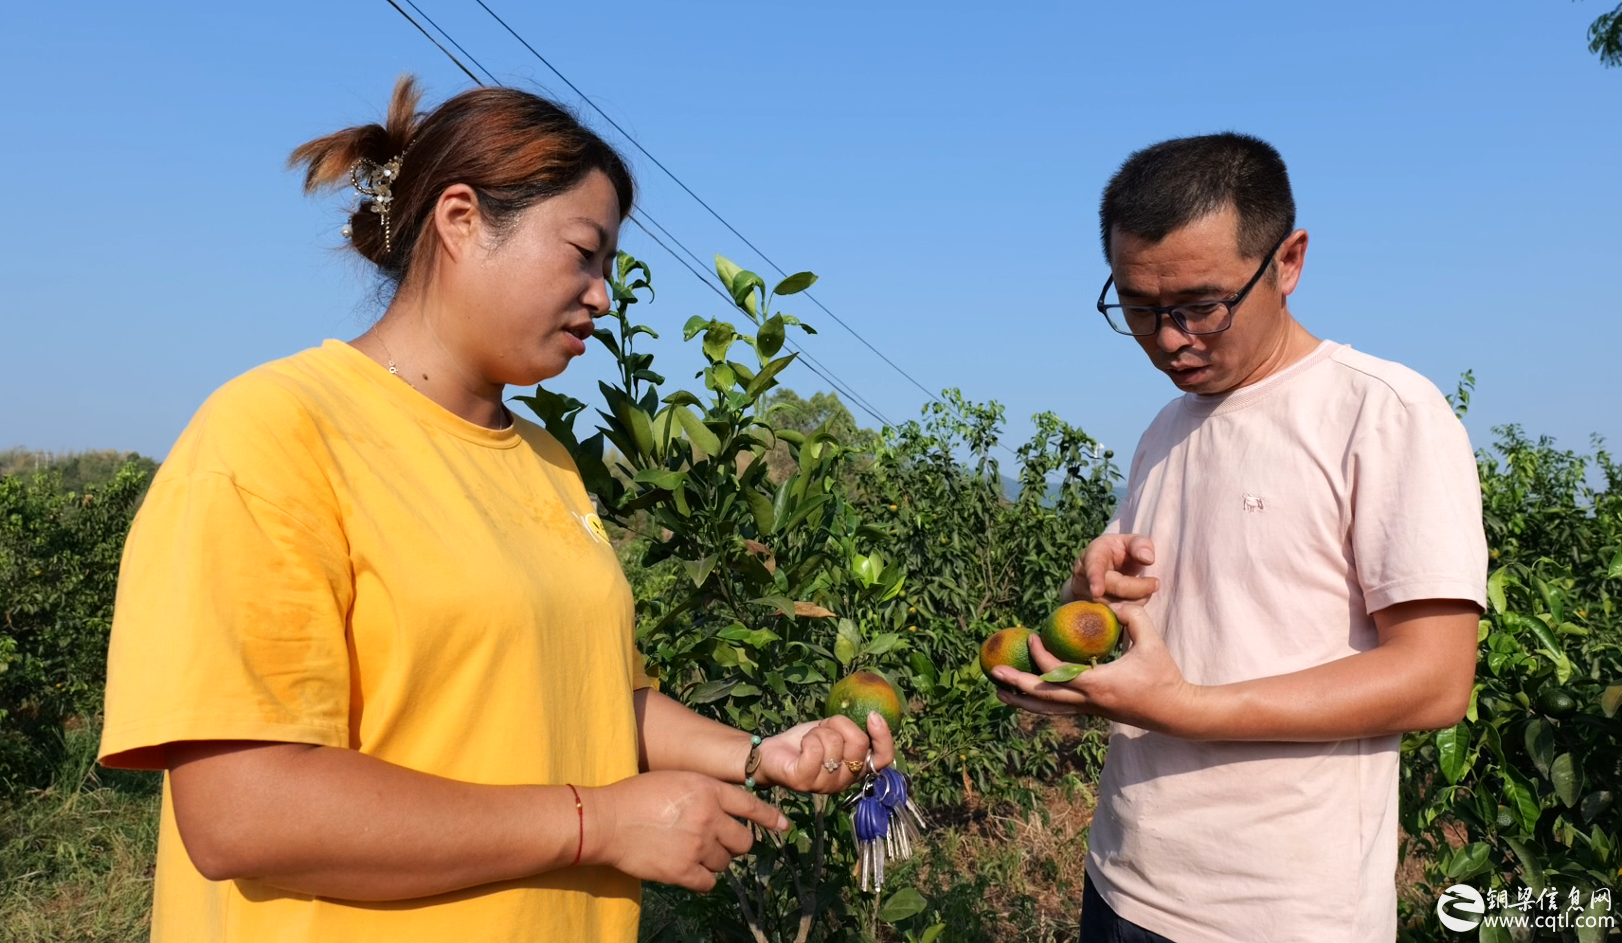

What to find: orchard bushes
left=526, top=253, right=1121, bottom=940
left=1400, top=419, right=1621, bottom=942
left=0, top=459, right=153, bottom=799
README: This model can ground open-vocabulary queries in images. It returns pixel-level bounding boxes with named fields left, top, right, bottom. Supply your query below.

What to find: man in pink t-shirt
left=992, top=134, right=1487, bottom=942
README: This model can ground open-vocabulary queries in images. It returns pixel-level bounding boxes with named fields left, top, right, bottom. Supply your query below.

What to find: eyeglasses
left=1095, top=233, right=1288, bottom=337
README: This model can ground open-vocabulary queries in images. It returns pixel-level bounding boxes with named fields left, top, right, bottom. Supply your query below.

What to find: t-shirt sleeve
left=1350, top=397, right=1488, bottom=614
left=99, top=382, right=355, bottom=770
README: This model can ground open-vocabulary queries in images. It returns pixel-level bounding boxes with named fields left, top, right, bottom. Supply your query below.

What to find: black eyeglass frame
left=1095, top=232, right=1290, bottom=337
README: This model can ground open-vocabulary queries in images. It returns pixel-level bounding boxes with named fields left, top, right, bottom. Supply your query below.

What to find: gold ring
left=847, top=759, right=864, bottom=775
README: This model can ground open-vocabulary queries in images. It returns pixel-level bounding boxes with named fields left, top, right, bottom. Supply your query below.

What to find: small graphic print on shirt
left=1242, top=493, right=1266, bottom=513
left=575, top=512, right=612, bottom=545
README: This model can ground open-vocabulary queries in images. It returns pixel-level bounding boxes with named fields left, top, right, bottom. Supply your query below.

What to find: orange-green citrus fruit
left=1040, top=601, right=1121, bottom=663
left=825, top=670, right=905, bottom=730
left=979, top=628, right=1035, bottom=685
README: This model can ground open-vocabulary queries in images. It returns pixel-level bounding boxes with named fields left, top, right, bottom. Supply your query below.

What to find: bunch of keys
left=845, top=760, right=930, bottom=893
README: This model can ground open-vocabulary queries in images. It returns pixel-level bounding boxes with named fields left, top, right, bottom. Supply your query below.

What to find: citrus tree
left=1399, top=411, right=1621, bottom=942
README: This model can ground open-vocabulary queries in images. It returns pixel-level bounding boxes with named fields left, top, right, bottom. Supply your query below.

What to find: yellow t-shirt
left=100, top=339, right=650, bottom=942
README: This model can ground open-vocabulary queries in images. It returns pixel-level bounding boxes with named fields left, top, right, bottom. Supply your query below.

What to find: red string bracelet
left=566, top=784, right=584, bottom=867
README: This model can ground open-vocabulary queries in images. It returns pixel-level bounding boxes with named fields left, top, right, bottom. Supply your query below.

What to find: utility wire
left=382, top=0, right=483, bottom=87
left=468, top=0, right=957, bottom=415
left=398, top=0, right=500, bottom=86
left=382, top=0, right=894, bottom=429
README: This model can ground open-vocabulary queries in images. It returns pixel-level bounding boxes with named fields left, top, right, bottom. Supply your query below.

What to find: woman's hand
left=590, top=771, right=788, bottom=892
left=754, top=712, right=895, bottom=793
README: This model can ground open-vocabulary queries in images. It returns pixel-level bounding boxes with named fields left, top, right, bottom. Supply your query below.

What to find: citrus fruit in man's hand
left=825, top=670, right=905, bottom=730
left=1040, top=600, right=1121, bottom=664
left=979, top=628, right=1034, bottom=687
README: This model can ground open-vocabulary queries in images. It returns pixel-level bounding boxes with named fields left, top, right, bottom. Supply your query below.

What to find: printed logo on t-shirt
left=574, top=512, right=611, bottom=546
left=1242, top=492, right=1266, bottom=512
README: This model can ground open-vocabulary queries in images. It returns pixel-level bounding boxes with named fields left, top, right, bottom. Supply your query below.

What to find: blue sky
left=3, top=1, right=1619, bottom=472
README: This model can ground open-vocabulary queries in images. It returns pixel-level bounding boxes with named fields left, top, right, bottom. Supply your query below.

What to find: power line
left=381, top=0, right=894, bottom=429
left=467, top=0, right=956, bottom=414
left=398, top=0, right=499, bottom=86
left=381, top=0, right=483, bottom=87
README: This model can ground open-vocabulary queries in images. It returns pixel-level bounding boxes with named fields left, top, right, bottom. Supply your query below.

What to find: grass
left=0, top=723, right=160, bottom=943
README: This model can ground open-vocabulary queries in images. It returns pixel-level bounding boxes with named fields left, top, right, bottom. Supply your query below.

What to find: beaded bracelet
left=565, top=783, right=584, bottom=866
left=743, top=734, right=763, bottom=790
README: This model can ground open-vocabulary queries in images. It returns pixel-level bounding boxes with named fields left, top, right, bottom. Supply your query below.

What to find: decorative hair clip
left=347, top=153, right=406, bottom=253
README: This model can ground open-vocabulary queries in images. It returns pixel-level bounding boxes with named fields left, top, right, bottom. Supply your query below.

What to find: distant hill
left=1001, top=473, right=1126, bottom=508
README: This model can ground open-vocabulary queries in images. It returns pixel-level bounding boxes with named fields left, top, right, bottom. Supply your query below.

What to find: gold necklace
left=375, top=331, right=416, bottom=389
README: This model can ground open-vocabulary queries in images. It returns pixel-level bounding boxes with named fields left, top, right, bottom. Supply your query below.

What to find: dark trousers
left=1080, top=874, right=1179, bottom=943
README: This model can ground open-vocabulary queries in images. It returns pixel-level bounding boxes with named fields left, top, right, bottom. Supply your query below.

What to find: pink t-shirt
left=1086, top=341, right=1487, bottom=943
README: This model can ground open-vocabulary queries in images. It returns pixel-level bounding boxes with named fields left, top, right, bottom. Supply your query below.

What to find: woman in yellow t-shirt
left=98, top=77, right=893, bottom=943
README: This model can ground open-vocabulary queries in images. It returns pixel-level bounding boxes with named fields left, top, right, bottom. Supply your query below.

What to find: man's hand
left=755, top=712, right=894, bottom=793
left=991, top=604, right=1200, bottom=733
left=993, top=598, right=1481, bottom=742
left=1062, top=534, right=1159, bottom=604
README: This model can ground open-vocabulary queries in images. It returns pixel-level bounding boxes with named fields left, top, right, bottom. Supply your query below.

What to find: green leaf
left=920, top=925, right=947, bottom=943
left=1444, top=841, right=1492, bottom=880
left=1608, top=545, right=1622, bottom=580
left=834, top=633, right=858, bottom=667
left=864, top=633, right=902, bottom=656
left=714, top=254, right=742, bottom=291
left=688, top=679, right=736, bottom=704
left=1513, top=612, right=1575, bottom=683
left=1041, top=664, right=1087, bottom=683
left=1503, top=836, right=1546, bottom=894
left=672, top=407, right=721, bottom=456
left=1479, top=924, right=1513, bottom=943
left=632, top=468, right=687, bottom=490
left=1551, top=752, right=1580, bottom=807
left=877, top=886, right=927, bottom=923
left=746, top=353, right=798, bottom=399
left=743, top=489, right=775, bottom=535
left=1579, top=789, right=1613, bottom=824
left=1501, top=766, right=1543, bottom=834
left=1578, top=893, right=1612, bottom=943
left=1524, top=718, right=1554, bottom=780
left=1438, top=723, right=1470, bottom=784
left=834, top=619, right=864, bottom=667
left=702, top=323, right=736, bottom=363
left=771, top=271, right=818, bottom=296
left=682, top=315, right=709, bottom=341
left=780, top=492, right=832, bottom=533
left=751, top=595, right=796, bottom=619
left=661, top=390, right=704, bottom=408
left=1465, top=682, right=1484, bottom=722
left=1486, top=567, right=1510, bottom=614
left=756, top=315, right=786, bottom=360
left=684, top=554, right=718, bottom=588
left=708, top=362, right=736, bottom=392
left=728, top=270, right=765, bottom=309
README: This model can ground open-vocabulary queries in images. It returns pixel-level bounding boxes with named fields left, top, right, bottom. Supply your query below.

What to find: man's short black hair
left=1100, top=132, right=1295, bottom=263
